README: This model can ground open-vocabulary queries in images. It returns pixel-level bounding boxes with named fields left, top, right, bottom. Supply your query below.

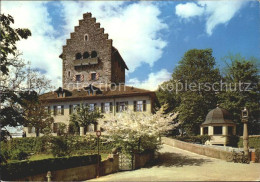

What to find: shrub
left=227, top=135, right=239, bottom=147
left=51, top=136, right=72, bottom=157
left=238, top=136, right=260, bottom=149
left=173, top=135, right=211, bottom=144
left=10, top=149, right=29, bottom=160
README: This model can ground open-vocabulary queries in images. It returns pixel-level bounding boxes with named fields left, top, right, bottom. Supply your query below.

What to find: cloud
left=127, top=69, right=171, bottom=91
left=60, top=1, right=168, bottom=73
left=2, top=1, right=63, bottom=87
left=2, top=1, right=168, bottom=89
left=175, top=1, right=247, bottom=35
left=175, top=2, right=204, bottom=18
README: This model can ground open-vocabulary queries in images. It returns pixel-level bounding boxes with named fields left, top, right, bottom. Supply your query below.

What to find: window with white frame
left=89, top=103, right=95, bottom=111
left=57, top=106, right=62, bottom=115
left=136, top=101, right=143, bottom=112
left=104, top=102, right=110, bottom=113
left=119, top=102, right=127, bottom=112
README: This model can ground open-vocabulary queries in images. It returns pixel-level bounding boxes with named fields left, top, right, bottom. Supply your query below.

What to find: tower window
left=91, top=73, right=96, bottom=80
left=75, top=53, right=82, bottom=60
left=84, top=34, right=88, bottom=41
left=83, top=52, right=90, bottom=59
left=76, top=75, right=81, bottom=81
left=91, top=51, right=97, bottom=58
left=68, top=71, right=70, bottom=77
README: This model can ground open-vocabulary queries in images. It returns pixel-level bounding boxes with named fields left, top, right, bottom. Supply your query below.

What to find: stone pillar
left=243, top=123, right=249, bottom=156
left=200, top=127, right=203, bottom=135
left=223, top=125, right=228, bottom=136
left=233, top=125, right=236, bottom=135
left=80, top=127, right=84, bottom=136
left=208, top=126, right=213, bottom=135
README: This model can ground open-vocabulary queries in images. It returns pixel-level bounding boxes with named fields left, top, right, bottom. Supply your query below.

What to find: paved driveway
left=89, top=144, right=260, bottom=181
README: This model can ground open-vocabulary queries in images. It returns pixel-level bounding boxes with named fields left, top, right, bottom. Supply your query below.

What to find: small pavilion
left=200, top=105, right=236, bottom=146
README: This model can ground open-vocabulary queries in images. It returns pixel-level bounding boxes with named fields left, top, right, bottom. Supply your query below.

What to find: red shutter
left=81, top=74, right=84, bottom=81
left=73, top=75, right=76, bottom=81
left=88, top=74, right=91, bottom=81
left=96, top=73, right=99, bottom=80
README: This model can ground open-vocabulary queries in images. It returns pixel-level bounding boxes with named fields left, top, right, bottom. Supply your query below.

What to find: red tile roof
left=40, top=85, right=156, bottom=103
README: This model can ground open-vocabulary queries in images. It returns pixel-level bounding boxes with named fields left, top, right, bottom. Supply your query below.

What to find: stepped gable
left=60, top=12, right=128, bottom=87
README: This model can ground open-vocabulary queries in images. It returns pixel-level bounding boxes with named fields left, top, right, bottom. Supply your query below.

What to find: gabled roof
left=112, top=46, right=128, bottom=70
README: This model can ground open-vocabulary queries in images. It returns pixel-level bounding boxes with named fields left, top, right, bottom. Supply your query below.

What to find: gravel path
left=88, top=144, right=260, bottom=181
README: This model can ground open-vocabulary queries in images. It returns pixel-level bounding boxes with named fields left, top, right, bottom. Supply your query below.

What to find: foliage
left=255, top=148, right=260, bottom=163
left=0, top=154, right=99, bottom=180
left=0, top=13, right=31, bottom=75
left=173, top=135, right=211, bottom=144
left=238, top=136, right=260, bottom=149
left=70, top=103, right=103, bottom=128
left=10, top=149, right=29, bottom=160
left=218, top=54, right=260, bottom=135
left=227, top=135, right=240, bottom=147
left=157, top=49, right=220, bottom=135
left=50, top=136, right=72, bottom=157
left=1, top=135, right=116, bottom=160
left=56, top=122, right=67, bottom=136
left=98, top=108, right=179, bottom=154
left=21, top=91, right=54, bottom=137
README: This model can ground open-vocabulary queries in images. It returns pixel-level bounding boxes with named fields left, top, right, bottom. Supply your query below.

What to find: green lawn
left=28, top=153, right=109, bottom=161
left=29, top=154, right=54, bottom=161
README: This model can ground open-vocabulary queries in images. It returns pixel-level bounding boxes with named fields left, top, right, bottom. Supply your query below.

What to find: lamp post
left=96, top=130, right=101, bottom=178
left=241, top=107, right=249, bottom=157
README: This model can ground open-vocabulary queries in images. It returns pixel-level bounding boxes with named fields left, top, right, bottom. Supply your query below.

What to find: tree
left=157, top=49, right=221, bottom=135
left=21, top=91, right=54, bottom=137
left=98, top=108, right=179, bottom=154
left=0, top=14, right=31, bottom=75
left=218, top=54, right=260, bottom=135
left=69, top=103, right=103, bottom=133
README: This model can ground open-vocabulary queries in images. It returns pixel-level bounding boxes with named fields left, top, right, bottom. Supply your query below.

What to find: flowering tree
left=98, top=107, right=179, bottom=154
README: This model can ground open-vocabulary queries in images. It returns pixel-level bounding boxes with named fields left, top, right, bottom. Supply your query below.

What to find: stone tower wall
left=61, top=13, right=114, bottom=89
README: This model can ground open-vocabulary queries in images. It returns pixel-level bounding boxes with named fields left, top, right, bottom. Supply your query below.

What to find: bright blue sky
left=3, top=1, right=260, bottom=90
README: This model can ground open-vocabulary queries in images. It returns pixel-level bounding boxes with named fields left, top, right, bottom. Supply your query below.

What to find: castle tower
left=59, top=12, right=128, bottom=90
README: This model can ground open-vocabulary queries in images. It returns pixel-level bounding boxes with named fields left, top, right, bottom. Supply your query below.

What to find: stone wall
left=61, top=12, right=127, bottom=89
left=162, top=137, right=232, bottom=161
left=14, top=154, right=119, bottom=181
left=134, top=152, right=154, bottom=169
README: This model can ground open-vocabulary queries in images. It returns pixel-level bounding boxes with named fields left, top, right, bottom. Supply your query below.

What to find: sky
left=2, top=0, right=260, bottom=91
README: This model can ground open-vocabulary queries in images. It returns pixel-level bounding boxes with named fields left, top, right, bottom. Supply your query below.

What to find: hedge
left=0, top=154, right=99, bottom=180
left=172, top=135, right=211, bottom=144
left=238, top=136, right=260, bottom=149
left=1, top=135, right=116, bottom=155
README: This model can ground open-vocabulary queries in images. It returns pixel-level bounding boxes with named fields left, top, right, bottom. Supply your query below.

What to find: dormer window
left=91, top=51, right=97, bottom=58
left=75, top=53, right=82, bottom=60
left=83, top=51, right=89, bottom=59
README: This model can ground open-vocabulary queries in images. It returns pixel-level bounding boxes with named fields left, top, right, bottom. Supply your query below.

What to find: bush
left=1, top=154, right=99, bottom=180
left=173, top=135, right=211, bottom=144
left=227, top=135, right=239, bottom=147
left=1, top=135, right=116, bottom=160
left=255, top=148, right=260, bottom=163
left=10, top=149, right=29, bottom=160
left=51, top=136, right=72, bottom=157
left=238, top=136, right=260, bottom=149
